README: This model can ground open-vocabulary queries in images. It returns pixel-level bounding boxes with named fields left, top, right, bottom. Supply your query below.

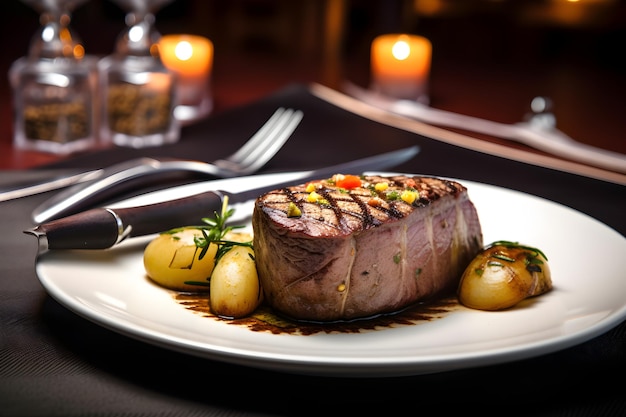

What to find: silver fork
left=135, top=107, right=304, bottom=178
left=31, top=107, right=303, bottom=223
left=211, top=107, right=304, bottom=175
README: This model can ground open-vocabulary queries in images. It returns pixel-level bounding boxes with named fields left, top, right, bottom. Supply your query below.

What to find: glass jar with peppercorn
left=9, top=0, right=99, bottom=154
left=98, top=0, right=179, bottom=148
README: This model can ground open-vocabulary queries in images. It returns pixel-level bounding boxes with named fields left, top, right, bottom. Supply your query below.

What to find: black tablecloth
left=1, top=84, right=625, bottom=416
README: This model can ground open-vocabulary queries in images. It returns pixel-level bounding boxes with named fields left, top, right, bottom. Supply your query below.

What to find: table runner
left=1, top=84, right=624, bottom=416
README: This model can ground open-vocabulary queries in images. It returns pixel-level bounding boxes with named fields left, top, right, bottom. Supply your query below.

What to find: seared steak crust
left=252, top=175, right=483, bottom=322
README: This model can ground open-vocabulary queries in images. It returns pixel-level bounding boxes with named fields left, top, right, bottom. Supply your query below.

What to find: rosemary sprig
left=162, top=195, right=252, bottom=264
left=174, top=196, right=254, bottom=289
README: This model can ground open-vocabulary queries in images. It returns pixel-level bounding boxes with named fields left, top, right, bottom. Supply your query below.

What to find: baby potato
left=143, top=227, right=217, bottom=292
left=210, top=245, right=263, bottom=318
left=458, top=241, right=552, bottom=311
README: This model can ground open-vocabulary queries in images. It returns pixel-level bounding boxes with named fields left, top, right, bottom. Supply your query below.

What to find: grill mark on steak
left=259, top=179, right=415, bottom=234
left=319, top=187, right=380, bottom=230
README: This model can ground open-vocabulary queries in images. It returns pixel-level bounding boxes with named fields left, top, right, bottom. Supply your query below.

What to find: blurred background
left=1, top=0, right=625, bottom=163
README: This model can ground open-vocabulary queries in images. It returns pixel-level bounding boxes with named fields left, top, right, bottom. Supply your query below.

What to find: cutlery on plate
left=24, top=145, right=420, bottom=252
left=344, top=82, right=626, bottom=174
left=30, top=108, right=303, bottom=223
left=0, top=107, right=302, bottom=204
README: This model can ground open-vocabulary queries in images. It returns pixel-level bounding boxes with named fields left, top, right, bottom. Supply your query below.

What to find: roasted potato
left=210, top=245, right=263, bottom=318
left=143, top=227, right=217, bottom=292
left=458, top=241, right=552, bottom=310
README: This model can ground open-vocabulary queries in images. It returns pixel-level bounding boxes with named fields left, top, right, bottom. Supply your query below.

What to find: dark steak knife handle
left=28, top=191, right=225, bottom=250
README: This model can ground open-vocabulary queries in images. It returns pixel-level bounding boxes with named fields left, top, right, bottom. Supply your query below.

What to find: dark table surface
left=1, top=84, right=625, bottom=416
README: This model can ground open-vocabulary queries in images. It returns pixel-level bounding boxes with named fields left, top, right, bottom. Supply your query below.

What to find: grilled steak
left=252, top=174, right=483, bottom=322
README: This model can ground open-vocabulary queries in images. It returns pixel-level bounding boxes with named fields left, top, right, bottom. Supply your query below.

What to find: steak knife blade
left=25, top=146, right=419, bottom=252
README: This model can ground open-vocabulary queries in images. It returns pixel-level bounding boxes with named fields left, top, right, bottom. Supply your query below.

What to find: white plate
left=36, top=173, right=626, bottom=377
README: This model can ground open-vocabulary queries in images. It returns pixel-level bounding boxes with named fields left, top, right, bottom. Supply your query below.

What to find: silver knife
left=0, top=170, right=103, bottom=203
left=24, top=146, right=419, bottom=252
left=0, top=157, right=165, bottom=204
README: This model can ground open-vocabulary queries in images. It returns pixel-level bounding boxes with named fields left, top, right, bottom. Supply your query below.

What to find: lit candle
left=371, top=34, right=431, bottom=101
left=159, top=34, right=213, bottom=121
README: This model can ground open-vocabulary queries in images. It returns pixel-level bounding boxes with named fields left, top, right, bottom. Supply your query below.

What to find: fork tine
left=236, top=109, right=303, bottom=170
left=227, top=107, right=289, bottom=162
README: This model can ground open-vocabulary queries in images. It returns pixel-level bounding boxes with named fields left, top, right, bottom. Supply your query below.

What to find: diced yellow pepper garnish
left=305, top=183, right=316, bottom=193
left=287, top=202, right=302, bottom=217
left=401, top=190, right=418, bottom=204
left=307, top=191, right=321, bottom=203
left=374, top=182, right=388, bottom=192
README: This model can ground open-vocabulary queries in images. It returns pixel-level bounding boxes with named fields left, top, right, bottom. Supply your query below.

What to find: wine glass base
left=14, top=135, right=97, bottom=154
left=111, top=130, right=180, bottom=148
left=173, top=97, right=213, bottom=125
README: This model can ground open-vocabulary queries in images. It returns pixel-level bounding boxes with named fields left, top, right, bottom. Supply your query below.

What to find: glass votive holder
left=159, top=34, right=213, bottom=123
left=370, top=34, right=432, bottom=103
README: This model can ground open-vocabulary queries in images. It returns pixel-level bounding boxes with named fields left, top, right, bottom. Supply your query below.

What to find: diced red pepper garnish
left=334, top=174, right=361, bottom=189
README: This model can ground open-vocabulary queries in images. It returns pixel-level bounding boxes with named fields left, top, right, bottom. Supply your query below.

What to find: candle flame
left=159, top=35, right=213, bottom=77
left=174, top=41, right=194, bottom=61
left=392, top=40, right=411, bottom=61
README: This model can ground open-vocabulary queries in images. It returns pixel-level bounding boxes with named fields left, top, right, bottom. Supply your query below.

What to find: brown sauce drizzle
left=173, top=293, right=462, bottom=335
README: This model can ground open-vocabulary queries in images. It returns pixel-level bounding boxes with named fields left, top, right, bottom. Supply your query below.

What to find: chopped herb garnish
left=393, top=252, right=401, bottom=264
left=386, top=191, right=400, bottom=200
left=488, top=240, right=548, bottom=261
left=491, top=253, right=515, bottom=263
